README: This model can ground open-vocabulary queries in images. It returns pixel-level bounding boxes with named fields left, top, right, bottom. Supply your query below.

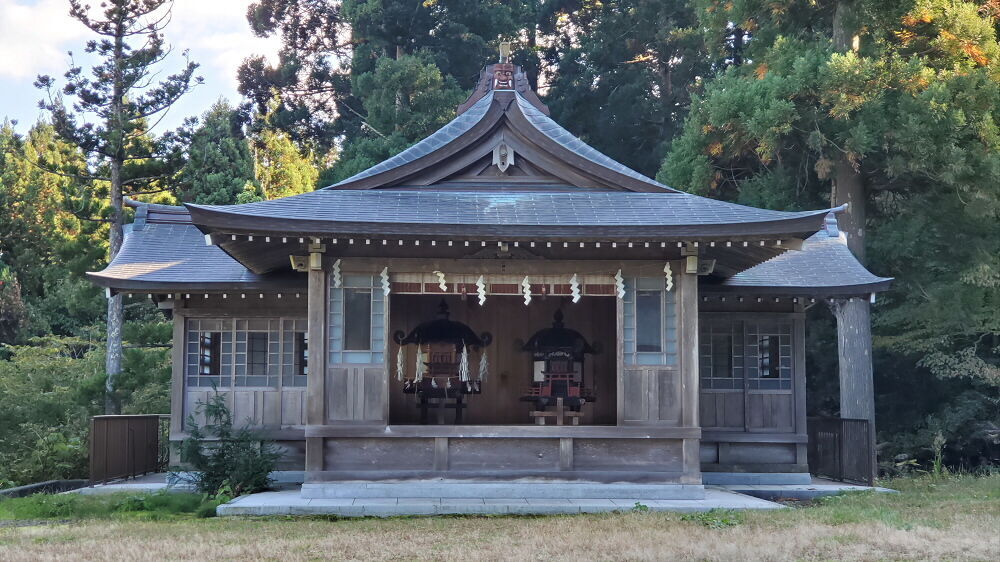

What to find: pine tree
left=35, top=0, right=201, bottom=413
left=540, top=0, right=709, bottom=177
left=176, top=100, right=256, bottom=205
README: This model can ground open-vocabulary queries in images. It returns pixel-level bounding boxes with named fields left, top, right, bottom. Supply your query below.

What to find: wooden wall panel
left=747, top=393, right=794, bottom=432
left=622, top=369, right=648, bottom=422
left=324, top=438, right=435, bottom=470
left=327, top=366, right=387, bottom=422
left=700, top=391, right=745, bottom=430
left=448, top=438, right=559, bottom=470
left=573, top=438, right=683, bottom=471
left=621, top=368, right=680, bottom=425
left=657, top=370, right=681, bottom=425
left=280, top=390, right=306, bottom=426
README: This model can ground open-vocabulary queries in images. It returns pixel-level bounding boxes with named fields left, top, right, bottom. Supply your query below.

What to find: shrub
left=176, top=391, right=279, bottom=496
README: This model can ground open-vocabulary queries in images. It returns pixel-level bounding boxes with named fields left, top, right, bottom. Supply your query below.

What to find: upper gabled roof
left=326, top=63, right=677, bottom=193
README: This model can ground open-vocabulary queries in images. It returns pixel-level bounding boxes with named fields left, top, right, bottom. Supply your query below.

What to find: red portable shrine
left=394, top=301, right=492, bottom=424
left=520, top=310, right=597, bottom=425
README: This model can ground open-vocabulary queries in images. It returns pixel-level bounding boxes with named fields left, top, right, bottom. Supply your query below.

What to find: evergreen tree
left=0, top=122, right=105, bottom=340
left=239, top=0, right=538, bottom=152
left=540, top=0, right=709, bottom=176
left=35, top=0, right=201, bottom=413
left=251, top=127, right=319, bottom=199
left=323, top=52, right=466, bottom=183
left=660, top=0, right=1000, bottom=465
left=176, top=100, right=257, bottom=205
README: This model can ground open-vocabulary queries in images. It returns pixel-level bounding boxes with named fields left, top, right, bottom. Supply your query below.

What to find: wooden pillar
left=305, top=244, right=327, bottom=473
left=677, top=268, right=701, bottom=483
left=169, top=302, right=186, bottom=466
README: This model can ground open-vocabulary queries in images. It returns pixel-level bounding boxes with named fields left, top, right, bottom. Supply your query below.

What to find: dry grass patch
left=0, top=474, right=997, bottom=561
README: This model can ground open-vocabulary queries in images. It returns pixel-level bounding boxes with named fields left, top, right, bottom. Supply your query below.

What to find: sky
left=0, top=0, right=281, bottom=133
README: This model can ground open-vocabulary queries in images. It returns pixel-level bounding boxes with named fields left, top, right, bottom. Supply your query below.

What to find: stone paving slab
left=717, top=483, right=897, bottom=501
left=216, top=488, right=783, bottom=517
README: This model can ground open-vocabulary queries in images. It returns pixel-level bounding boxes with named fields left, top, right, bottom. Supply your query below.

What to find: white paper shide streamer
left=458, top=342, right=470, bottom=382
left=664, top=262, right=674, bottom=292
left=415, top=346, right=426, bottom=381
left=396, top=345, right=405, bottom=381
left=433, top=270, right=447, bottom=292
left=521, top=276, right=532, bottom=305
left=614, top=269, right=625, bottom=299
left=380, top=266, right=390, bottom=296
left=332, top=258, right=343, bottom=288
left=478, top=349, right=489, bottom=382
left=570, top=273, right=581, bottom=303
left=476, top=275, right=487, bottom=306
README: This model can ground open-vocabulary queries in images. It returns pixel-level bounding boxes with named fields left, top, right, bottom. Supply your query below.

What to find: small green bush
left=177, top=391, right=280, bottom=496
left=681, top=509, right=744, bottom=529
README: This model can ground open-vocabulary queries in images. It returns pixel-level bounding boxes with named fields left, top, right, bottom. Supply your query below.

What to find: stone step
left=217, top=489, right=781, bottom=517
left=301, top=481, right=705, bottom=500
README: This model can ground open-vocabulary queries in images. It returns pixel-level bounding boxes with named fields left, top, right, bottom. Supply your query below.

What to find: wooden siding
left=170, top=296, right=308, bottom=438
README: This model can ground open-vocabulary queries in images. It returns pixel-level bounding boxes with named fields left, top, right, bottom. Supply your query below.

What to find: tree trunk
left=105, top=156, right=124, bottom=415
left=830, top=0, right=876, bottom=476
left=832, top=156, right=866, bottom=261
left=105, top=20, right=126, bottom=415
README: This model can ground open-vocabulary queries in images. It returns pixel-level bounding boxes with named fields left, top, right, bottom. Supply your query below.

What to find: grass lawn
left=1, top=474, right=997, bottom=561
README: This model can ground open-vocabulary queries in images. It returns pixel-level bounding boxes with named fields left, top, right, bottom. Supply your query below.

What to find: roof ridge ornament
left=456, top=50, right=549, bottom=116
left=824, top=212, right=840, bottom=237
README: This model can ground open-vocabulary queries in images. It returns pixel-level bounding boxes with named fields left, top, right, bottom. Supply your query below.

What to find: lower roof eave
left=85, top=272, right=306, bottom=293
left=703, top=279, right=893, bottom=298
left=192, top=220, right=828, bottom=243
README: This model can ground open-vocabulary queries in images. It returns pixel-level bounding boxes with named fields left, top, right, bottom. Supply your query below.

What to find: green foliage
left=176, top=100, right=257, bottom=205
left=253, top=126, right=320, bottom=198
left=0, top=491, right=210, bottom=521
left=0, top=337, right=103, bottom=485
left=681, top=509, right=744, bottom=529
left=0, top=122, right=106, bottom=342
left=326, top=52, right=466, bottom=183
left=241, top=0, right=536, bottom=149
left=541, top=0, right=709, bottom=176
left=661, top=0, right=1000, bottom=469
left=178, top=392, right=280, bottom=496
left=0, top=330, right=171, bottom=486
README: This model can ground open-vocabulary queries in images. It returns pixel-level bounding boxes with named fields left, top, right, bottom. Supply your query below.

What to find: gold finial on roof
left=499, top=41, right=511, bottom=63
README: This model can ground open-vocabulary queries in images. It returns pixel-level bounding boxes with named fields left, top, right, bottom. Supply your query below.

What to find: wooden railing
left=89, top=415, right=170, bottom=484
left=807, top=417, right=875, bottom=486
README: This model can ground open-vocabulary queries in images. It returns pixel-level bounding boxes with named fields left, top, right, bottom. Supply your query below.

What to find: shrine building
left=89, top=58, right=891, bottom=499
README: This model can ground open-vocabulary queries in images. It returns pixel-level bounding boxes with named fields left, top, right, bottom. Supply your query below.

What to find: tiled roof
left=185, top=190, right=834, bottom=238
left=87, top=211, right=301, bottom=291
left=513, top=93, right=670, bottom=190
left=329, top=94, right=495, bottom=188
left=715, top=226, right=892, bottom=296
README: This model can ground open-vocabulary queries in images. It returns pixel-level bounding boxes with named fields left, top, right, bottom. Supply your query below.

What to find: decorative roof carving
left=456, top=63, right=549, bottom=116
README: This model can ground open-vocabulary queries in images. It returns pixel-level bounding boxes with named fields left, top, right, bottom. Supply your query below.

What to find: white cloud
left=0, top=0, right=88, bottom=80
left=0, top=0, right=282, bottom=130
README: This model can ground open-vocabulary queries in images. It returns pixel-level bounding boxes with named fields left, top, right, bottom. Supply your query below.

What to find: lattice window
left=699, top=319, right=744, bottom=390
left=623, top=277, right=677, bottom=366
left=186, top=317, right=306, bottom=388
left=699, top=318, right=792, bottom=390
left=185, top=319, right=232, bottom=388
left=282, top=319, right=308, bottom=387
left=329, top=274, right=386, bottom=364
left=746, top=320, right=792, bottom=390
